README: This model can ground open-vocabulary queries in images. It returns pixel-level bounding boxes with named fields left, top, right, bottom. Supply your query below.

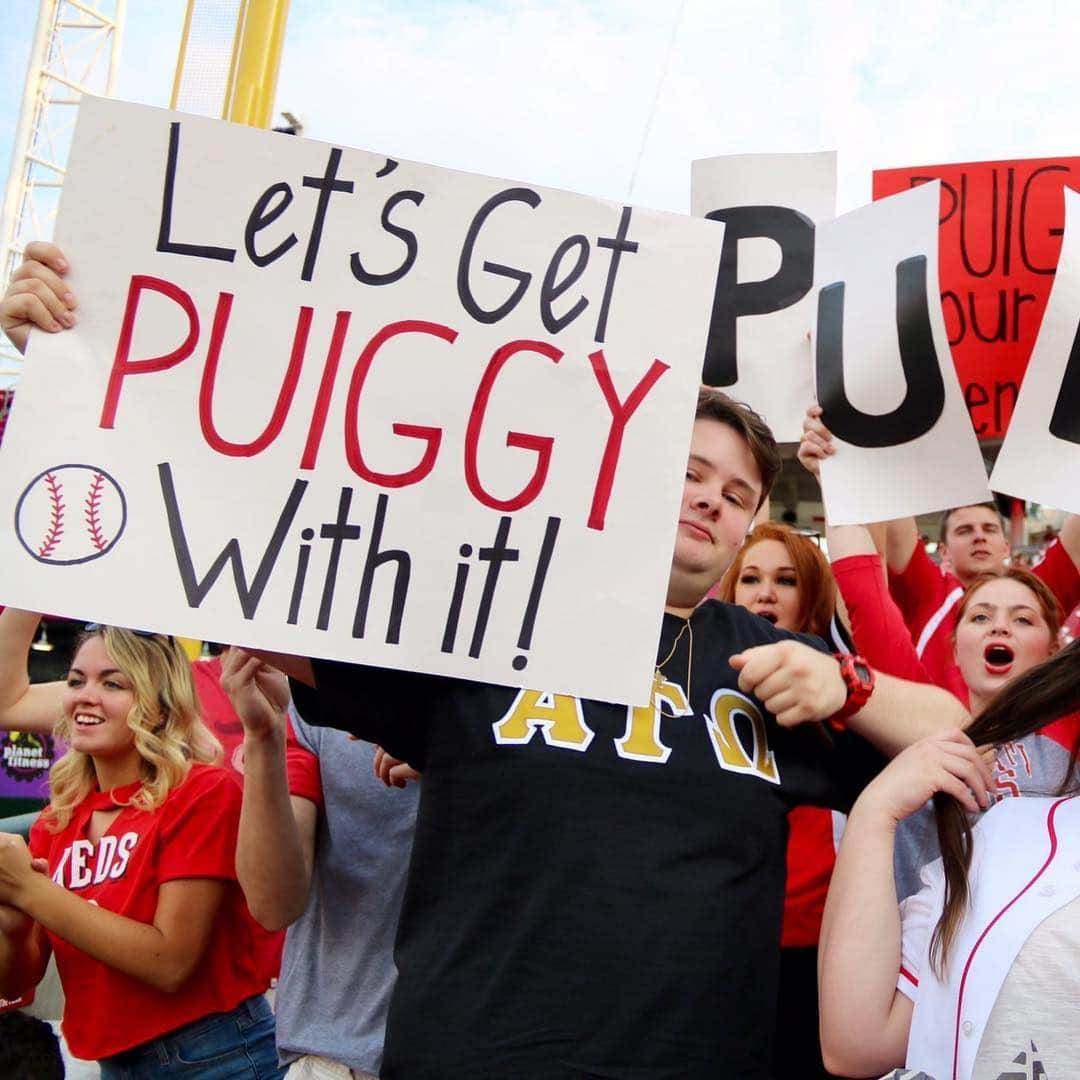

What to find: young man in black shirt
left=244, top=389, right=966, bottom=1079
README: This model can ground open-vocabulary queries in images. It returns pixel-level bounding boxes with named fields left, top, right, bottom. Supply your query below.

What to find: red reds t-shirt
left=888, top=538, right=1080, bottom=703
left=189, top=655, right=321, bottom=983
left=29, top=764, right=267, bottom=1060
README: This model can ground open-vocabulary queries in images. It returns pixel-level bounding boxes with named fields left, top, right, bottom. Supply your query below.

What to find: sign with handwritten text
left=0, top=97, right=727, bottom=707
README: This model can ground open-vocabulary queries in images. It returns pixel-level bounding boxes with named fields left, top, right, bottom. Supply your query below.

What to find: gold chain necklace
left=655, top=614, right=694, bottom=691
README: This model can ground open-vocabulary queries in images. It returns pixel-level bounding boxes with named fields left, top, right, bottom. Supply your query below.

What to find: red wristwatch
left=831, top=653, right=875, bottom=724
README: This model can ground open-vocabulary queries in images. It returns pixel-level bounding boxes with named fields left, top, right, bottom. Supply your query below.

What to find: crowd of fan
left=1, top=243, right=1079, bottom=1080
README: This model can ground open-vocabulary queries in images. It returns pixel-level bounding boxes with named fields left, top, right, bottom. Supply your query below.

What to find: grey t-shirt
left=894, top=733, right=1077, bottom=900
left=275, top=713, right=419, bottom=1074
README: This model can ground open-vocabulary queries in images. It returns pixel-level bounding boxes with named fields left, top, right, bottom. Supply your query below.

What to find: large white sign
left=0, top=97, right=728, bottom=707
left=691, top=151, right=836, bottom=442
left=815, top=182, right=991, bottom=525
left=990, top=187, right=1080, bottom=514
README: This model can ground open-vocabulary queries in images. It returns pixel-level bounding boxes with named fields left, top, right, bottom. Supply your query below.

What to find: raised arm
left=222, top=648, right=318, bottom=931
left=818, top=730, right=992, bottom=1075
left=1057, top=513, right=1080, bottom=573
left=884, top=516, right=921, bottom=576
left=798, top=418, right=931, bottom=686
left=801, top=404, right=918, bottom=572
left=0, top=609, right=65, bottom=734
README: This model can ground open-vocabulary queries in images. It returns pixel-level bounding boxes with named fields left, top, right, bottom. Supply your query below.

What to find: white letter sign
left=691, top=151, right=836, bottom=442
left=815, top=182, right=991, bottom=525
left=0, top=97, right=728, bottom=707
left=990, top=187, right=1080, bottom=515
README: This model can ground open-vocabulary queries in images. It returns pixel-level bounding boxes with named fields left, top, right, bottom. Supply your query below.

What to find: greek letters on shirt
left=51, top=831, right=139, bottom=890
left=492, top=673, right=780, bottom=784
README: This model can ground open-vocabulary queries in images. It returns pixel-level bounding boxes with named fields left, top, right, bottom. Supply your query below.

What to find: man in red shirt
left=885, top=506, right=1080, bottom=702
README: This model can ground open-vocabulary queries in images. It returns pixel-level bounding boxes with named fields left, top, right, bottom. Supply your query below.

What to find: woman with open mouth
left=954, top=568, right=1061, bottom=715
left=819, top=635, right=1080, bottom=1080
left=0, top=614, right=285, bottom=1078
left=797, top=417, right=1068, bottom=898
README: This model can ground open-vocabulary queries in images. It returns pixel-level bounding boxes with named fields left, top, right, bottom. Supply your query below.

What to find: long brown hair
left=717, top=522, right=839, bottom=638
left=930, top=639, right=1080, bottom=972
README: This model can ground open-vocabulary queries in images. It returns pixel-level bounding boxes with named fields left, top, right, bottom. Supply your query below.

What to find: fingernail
left=61, top=312, right=75, bottom=327
left=55, top=257, right=68, bottom=272
left=63, top=292, right=76, bottom=308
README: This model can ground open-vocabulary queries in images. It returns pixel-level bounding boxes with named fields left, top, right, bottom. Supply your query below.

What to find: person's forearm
left=0, top=921, right=48, bottom=999
left=1059, top=513, right=1080, bottom=570
left=847, top=673, right=968, bottom=756
left=818, top=802, right=909, bottom=1074
left=0, top=609, right=66, bottom=734
left=236, top=730, right=313, bottom=930
left=825, top=523, right=877, bottom=561
left=885, top=516, right=919, bottom=575
left=0, top=609, right=38, bottom=714
left=13, top=876, right=196, bottom=994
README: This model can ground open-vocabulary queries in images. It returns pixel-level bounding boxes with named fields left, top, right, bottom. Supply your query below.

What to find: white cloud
left=7, top=0, right=1080, bottom=220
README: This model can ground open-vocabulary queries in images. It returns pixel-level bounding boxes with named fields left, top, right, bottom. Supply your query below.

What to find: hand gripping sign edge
left=15, top=464, right=128, bottom=566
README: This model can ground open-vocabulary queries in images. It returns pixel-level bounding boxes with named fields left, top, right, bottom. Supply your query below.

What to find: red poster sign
left=873, top=157, right=1080, bottom=440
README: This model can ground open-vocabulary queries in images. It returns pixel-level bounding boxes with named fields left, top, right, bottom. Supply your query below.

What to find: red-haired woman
left=717, top=521, right=921, bottom=1078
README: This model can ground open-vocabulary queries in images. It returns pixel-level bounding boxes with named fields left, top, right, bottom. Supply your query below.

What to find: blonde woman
left=0, top=609, right=283, bottom=1078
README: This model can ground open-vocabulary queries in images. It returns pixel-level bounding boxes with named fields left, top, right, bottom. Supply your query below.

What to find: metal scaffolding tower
left=0, top=0, right=127, bottom=387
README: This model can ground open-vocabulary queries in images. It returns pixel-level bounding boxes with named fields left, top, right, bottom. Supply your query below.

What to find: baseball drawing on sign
left=15, top=464, right=127, bottom=566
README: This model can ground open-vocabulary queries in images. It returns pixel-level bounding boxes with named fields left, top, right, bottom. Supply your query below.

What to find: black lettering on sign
left=245, top=182, right=298, bottom=267
left=1050, top=318, right=1080, bottom=444
left=158, top=462, right=307, bottom=618
left=816, top=255, right=945, bottom=448
left=1020, top=165, right=1069, bottom=275
left=157, top=122, right=237, bottom=262
left=457, top=188, right=541, bottom=324
left=350, top=190, right=425, bottom=286
left=700, top=206, right=815, bottom=386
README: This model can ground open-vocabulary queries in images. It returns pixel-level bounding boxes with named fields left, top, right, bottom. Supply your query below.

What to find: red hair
left=717, top=522, right=838, bottom=638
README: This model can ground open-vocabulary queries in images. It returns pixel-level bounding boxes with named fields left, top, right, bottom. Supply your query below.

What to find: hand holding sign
left=0, top=242, right=76, bottom=350
left=796, top=404, right=832, bottom=480
left=0, top=97, right=727, bottom=708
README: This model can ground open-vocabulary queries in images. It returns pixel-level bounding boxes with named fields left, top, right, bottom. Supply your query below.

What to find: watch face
left=853, top=661, right=872, bottom=685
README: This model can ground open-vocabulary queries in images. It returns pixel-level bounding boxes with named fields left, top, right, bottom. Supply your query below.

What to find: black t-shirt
left=292, top=601, right=877, bottom=1079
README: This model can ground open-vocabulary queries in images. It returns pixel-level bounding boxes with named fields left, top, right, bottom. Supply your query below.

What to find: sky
left=5, top=0, right=1080, bottom=225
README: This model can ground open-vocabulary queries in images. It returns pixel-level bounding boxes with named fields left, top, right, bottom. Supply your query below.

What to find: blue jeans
left=99, top=995, right=284, bottom=1079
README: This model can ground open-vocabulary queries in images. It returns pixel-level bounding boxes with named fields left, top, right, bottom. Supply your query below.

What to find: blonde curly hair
left=45, top=627, right=221, bottom=831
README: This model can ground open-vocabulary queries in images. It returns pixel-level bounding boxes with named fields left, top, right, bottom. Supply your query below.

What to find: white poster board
left=0, top=97, right=728, bottom=707
left=815, top=182, right=991, bottom=525
left=990, top=188, right=1080, bottom=515
left=691, top=151, right=836, bottom=442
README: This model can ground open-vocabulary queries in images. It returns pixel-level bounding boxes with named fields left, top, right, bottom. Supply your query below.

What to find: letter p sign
left=701, top=206, right=815, bottom=387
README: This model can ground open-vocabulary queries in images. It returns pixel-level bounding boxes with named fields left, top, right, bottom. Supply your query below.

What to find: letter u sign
left=815, top=255, right=946, bottom=447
